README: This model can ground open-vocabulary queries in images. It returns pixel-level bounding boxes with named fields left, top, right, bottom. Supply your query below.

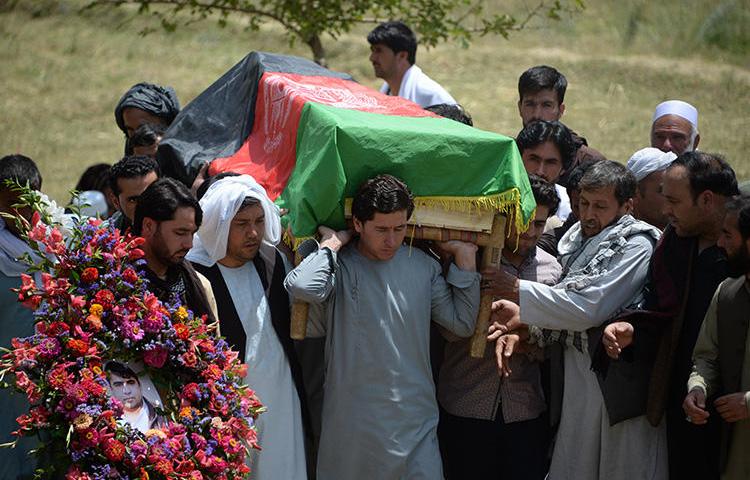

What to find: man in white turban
left=627, top=147, right=678, bottom=229
left=187, top=175, right=309, bottom=480
left=651, top=100, right=700, bottom=155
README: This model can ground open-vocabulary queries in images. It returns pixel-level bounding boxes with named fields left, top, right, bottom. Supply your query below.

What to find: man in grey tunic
left=284, top=174, right=480, bottom=479
left=488, top=161, right=667, bottom=479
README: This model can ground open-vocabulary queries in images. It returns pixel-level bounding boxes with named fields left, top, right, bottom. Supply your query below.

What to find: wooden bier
left=290, top=250, right=309, bottom=340
left=289, top=202, right=506, bottom=355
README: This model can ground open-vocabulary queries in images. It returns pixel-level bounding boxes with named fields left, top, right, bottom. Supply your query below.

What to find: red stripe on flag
left=209, top=72, right=436, bottom=200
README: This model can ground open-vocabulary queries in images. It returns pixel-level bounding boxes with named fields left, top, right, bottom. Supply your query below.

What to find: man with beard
left=438, top=176, right=561, bottom=480
left=285, top=174, right=479, bottom=479
left=187, top=175, right=309, bottom=480
left=486, top=161, right=665, bottom=479
left=603, top=151, right=738, bottom=480
left=684, top=195, right=750, bottom=479
left=133, top=178, right=217, bottom=323
left=626, top=147, right=677, bottom=229
left=651, top=100, right=700, bottom=155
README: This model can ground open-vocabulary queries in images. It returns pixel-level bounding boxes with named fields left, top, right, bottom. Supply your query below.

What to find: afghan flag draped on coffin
left=158, top=51, right=536, bottom=240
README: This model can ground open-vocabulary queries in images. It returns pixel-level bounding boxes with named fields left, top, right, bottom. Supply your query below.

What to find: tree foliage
left=87, top=0, right=584, bottom=65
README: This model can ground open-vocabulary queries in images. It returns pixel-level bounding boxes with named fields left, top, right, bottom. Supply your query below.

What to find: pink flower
left=142, top=313, right=165, bottom=333
left=122, top=321, right=144, bottom=341
left=38, top=337, right=61, bottom=358
left=143, top=346, right=168, bottom=368
left=70, top=295, right=86, bottom=310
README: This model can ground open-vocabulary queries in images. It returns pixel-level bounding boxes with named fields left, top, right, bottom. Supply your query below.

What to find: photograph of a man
left=105, top=361, right=163, bottom=434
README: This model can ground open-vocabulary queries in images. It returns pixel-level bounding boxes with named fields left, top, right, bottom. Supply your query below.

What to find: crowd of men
left=1, top=19, right=749, bottom=480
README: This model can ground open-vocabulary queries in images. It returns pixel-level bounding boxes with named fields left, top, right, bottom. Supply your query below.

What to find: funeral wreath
left=0, top=184, right=264, bottom=479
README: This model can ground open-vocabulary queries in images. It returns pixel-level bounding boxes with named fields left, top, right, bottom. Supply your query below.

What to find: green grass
left=1, top=0, right=748, bottom=203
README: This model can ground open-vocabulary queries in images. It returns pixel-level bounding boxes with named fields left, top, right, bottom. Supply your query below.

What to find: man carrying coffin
left=187, top=175, right=308, bottom=480
left=284, top=174, right=480, bottom=479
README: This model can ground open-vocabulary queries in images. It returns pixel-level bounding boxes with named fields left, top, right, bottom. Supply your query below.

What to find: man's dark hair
left=669, top=151, right=739, bottom=200
left=130, top=123, right=165, bottom=148
left=578, top=160, right=636, bottom=205
left=518, top=66, right=568, bottom=104
left=0, top=154, right=42, bottom=192
left=108, top=155, right=161, bottom=196
left=726, top=195, right=750, bottom=240
left=133, top=177, right=202, bottom=235
left=104, top=361, right=139, bottom=382
left=528, top=174, right=560, bottom=217
left=516, top=120, right=577, bottom=173
left=352, top=174, right=414, bottom=223
left=566, top=161, right=596, bottom=194
left=195, top=171, right=241, bottom=200
left=424, top=103, right=473, bottom=126
left=367, top=21, right=417, bottom=65
left=75, top=163, right=111, bottom=193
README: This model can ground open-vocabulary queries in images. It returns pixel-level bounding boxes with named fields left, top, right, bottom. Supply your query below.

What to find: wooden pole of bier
left=289, top=238, right=320, bottom=340
left=469, top=214, right=506, bottom=358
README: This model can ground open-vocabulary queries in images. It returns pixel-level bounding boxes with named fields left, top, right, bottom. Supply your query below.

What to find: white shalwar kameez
left=218, top=261, right=306, bottom=480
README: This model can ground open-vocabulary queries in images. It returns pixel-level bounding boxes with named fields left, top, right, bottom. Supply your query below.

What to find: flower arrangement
left=0, top=186, right=264, bottom=479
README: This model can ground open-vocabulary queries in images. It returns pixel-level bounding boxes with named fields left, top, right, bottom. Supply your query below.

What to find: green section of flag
left=277, top=102, right=535, bottom=238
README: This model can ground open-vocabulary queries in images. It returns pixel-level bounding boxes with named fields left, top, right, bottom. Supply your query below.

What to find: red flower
left=182, top=383, right=201, bottom=404
left=67, top=339, right=89, bottom=357
left=77, top=428, right=99, bottom=448
left=153, top=459, right=174, bottom=475
left=202, top=364, right=223, bottom=381
left=122, top=268, right=138, bottom=284
left=81, top=268, right=99, bottom=283
left=181, top=351, right=198, bottom=368
left=94, top=289, right=115, bottom=310
left=129, top=248, right=145, bottom=261
left=173, top=323, right=190, bottom=340
left=102, top=437, right=125, bottom=462
left=143, top=347, right=168, bottom=368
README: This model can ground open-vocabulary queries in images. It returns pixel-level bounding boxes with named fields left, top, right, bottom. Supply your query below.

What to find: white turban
left=187, top=175, right=281, bottom=267
left=626, top=147, right=678, bottom=182
left=652, top=100, right=698, bottom=129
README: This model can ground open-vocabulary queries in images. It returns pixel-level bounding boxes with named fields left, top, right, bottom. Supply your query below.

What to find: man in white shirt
left=368, top=21, right=456, bottom=107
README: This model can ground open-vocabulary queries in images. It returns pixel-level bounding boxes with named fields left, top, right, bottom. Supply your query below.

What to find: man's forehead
left=652, top=114, right=692, bottom=133
left=368, top=210, right=408, bottom=225
left=580, top=185, right=617, bottom=201
left=234, top=202, right=264, bottom=220
left=522, top=89, right=559, bottom=103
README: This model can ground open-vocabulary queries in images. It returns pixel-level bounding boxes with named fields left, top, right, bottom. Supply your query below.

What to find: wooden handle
left=290, top=251, right=309, bottom=340
left=290, top=302, right=309, bottom=340
left=470, top=215, right=506, bottom=358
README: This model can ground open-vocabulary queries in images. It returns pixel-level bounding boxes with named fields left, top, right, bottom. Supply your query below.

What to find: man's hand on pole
left=318, top=226, right=352, bottom=252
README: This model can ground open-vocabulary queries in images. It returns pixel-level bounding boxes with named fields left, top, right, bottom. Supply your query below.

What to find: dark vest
left=192, top=253, right=313, bottom=446
left=716, top=277, right=750, bottom=470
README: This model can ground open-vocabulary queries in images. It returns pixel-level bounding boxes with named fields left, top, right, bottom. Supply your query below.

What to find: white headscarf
left=187, top=175, right=281, bottom=267
left=626, top=147, right=678, bottom=182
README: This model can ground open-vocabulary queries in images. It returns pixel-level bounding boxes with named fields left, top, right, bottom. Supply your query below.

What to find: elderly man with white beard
left=484, top=160, right=666, bottom=480
left=651, top=100, right=700, bottom=155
